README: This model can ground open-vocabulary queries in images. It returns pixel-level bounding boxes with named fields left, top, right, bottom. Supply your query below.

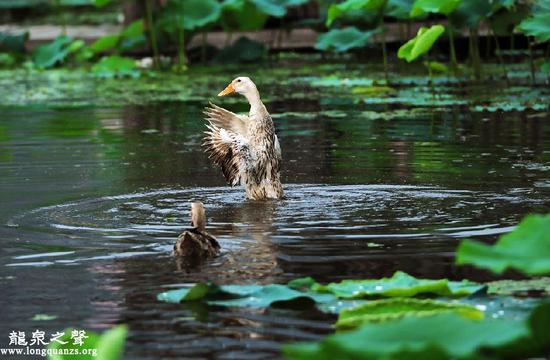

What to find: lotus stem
left=381, top=20, right=388, bottom=84
left=145, top=0, right=160, bottom=70
left=448, top=26, right=457, bottom=75
left=528, top=38, right=535, bottom=85
left=491, top=30, right=508, bottom=84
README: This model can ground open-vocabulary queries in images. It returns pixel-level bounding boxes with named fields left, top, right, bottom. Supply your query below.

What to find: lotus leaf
left=157, top=283, right=336, bottom=308
left=326, top=0, right=386, bottom=26
left=49, top=325, right=127, bottom=360
left=315, top=27, right=378, bottom=53
left=91, top=56, right=139, bottom=78
left=32, top=35, right=74, bottom=69
left=410, top=0, right=462, bottom=18
left=336, top=298, right=484, bottom=329
left=310, top=271, right=483, bottom=298
left=398, top=25, right=445, bottom=62
left=456, top=214, right=550, bottom=275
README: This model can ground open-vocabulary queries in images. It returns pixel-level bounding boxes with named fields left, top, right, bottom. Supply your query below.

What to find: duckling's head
left=218, top=77, right=257, bottom=97
left=191, top=201, right=206, bottom=232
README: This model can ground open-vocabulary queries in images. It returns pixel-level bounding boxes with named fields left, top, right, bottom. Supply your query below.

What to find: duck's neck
left=244, top=88, right=264, bottom=114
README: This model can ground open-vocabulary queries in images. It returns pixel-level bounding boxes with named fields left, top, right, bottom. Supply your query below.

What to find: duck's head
left=218, top=76, right=257, bottom=97
left=191, top=201, right=206, bottom=231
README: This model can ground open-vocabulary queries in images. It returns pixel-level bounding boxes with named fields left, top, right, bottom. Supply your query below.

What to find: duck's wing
left=203, top=125, right=250, bottom=186
left=204, top=103, right=248, bottom=137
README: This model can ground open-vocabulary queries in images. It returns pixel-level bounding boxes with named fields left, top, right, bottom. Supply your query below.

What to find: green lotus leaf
left=158, top=283, right=336, bottom=308
left=91, top=56, right=139, bottom=78
left=518, top=14, right=550, bottom=42
left=398, top=24, right=445, bottom=62
left=32, top=35, right=73, bottom=69
left=456, top=214, right=550, bottom=275
left=315, top=27, right=378, bottom=53
left=311, top=271, right=483, bottom=298
left=221, top=0, right=268, bottom=31
left=326, top=0, right=386, bottom=26
left=410, top=0, right=462, bottom=18
left=284, top=312, right=535, bottom=360
left=336, top=298, right=484, bottom=330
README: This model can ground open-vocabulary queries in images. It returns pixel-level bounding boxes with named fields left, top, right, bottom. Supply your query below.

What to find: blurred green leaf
left=32, top=35, right=73, bottom=69
left=315, top=27, right=378, bottom=52
left=326, top=0, right=386, bottom=26
left=89, top=34, right=121, bottom=53
left=283, top=312, right=533, bottom=360
left=214, top=36, right=266, bottom=63
left=336, top=298, right=484, bottom=330
left=94, top=0, right=111, bottom=7
left=410, top=0, right=462, bottom=17
left=518, top=14, right=550, bottom=42
left=48, top=325, right=127, bottom=360
left=221, top=0, right=268, bottom=31
left=385, top=0, right=414, bottom=19
left=456, top=214, right=550, bottom=275
left=91, top=55, right=139, bottom=78
left=398, top=24, right=445, bottom=62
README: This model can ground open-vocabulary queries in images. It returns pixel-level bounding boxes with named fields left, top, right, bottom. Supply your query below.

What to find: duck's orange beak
left=218, top=83, right=235, bottom=97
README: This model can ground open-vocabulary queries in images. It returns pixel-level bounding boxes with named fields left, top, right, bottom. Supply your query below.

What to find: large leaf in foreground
left=315, top=27, right=378, bottom=53
left=310, top=271, right=483, bottom=298
left=49, top=325, right=127, bottom=360
left=456, top=214, right=550, bottom=275
left=284, top=313, right=530, bottom=360
left=336, top=298, right=483, bottom=330
left=410, top=0, right=462, bottom=18
left=326, top=0, right=386, bottom=26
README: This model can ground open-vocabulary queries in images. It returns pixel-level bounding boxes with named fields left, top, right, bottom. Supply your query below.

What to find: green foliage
left=158, top=283, right=336, bottom=307
left=48, top=325, right=127, bottom=360
left=315, top=27, right=378, bottom=52
left=160, top=0, right=222, bottom=31
left=221, top=0, right=268, bottom=31
left=91, top=56, right=139, bottom=78
left=32, top=35, right=74, bottom=69
left=283, top=308, right=544, bottom=360
left=93, top=0, right=111, bottom=7
left=398, top=25, right=445, bottom=62
left=326, top=0, right=386, bottom=26
left=410, top=0, right=462, bottom=18
left=456, top=214, right=550, bottom=276
left=90, top=19, right=145, bottom=54
left=488, top=278, right=550, bottom=296
left=385, top=0, right=414, bottom=19
left=518, top=8, right=550, bottom=42
left=336, top=298, right=484, bottom=330
left=309, top=271, right=483, bottom=298
left=450, top=0, right=494, bottom=28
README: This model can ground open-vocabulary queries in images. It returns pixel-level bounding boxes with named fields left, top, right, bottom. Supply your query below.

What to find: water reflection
left=0, top=99, right=549, bottom=359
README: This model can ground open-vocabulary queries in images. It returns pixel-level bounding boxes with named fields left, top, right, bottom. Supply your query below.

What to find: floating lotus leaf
left=92, top=56, right=139, bottom=78
left=315, top=27, right=378, bottom=53
left=309, top=271, right=484, bottom=298
left=398, top=25, right=445, bottom=62
left=336, top=298, right=484, bottom=330
left=158, top=283, right=336, bottom=308
left=456, top=214, right=550, bottom=275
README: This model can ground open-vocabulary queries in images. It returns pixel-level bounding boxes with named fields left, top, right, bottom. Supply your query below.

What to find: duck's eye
left=237, top=79, right=241, bottom=82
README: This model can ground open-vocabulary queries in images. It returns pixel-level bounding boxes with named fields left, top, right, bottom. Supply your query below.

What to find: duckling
left=173, top=202, right=220, bottom=262
left=203, top=77, right=284, bottom=200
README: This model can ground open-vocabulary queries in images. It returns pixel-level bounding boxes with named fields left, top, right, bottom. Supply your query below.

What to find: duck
left=203, top=77, right=284, bottom=200
left=173, top=202, right=220, bottom=263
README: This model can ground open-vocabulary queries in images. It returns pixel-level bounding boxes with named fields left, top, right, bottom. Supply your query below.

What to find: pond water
left=1, top=62, right=549, bottom=359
